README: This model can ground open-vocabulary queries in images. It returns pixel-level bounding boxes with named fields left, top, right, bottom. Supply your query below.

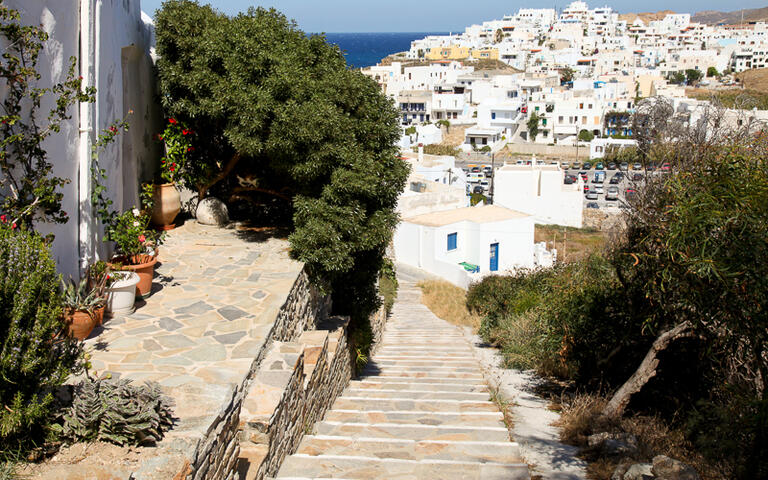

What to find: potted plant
left=89, top=261, right=140, bottom=316
left=151, top=118, right=193, bottom=230
left=61, top=277, right=106, bottom=341
left=106, top=208, right=164, bottom=298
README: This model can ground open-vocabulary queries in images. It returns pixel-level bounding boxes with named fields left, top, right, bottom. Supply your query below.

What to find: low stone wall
left=182, top=268, right=331, bottom=480
left=369, top=301, right=389, bottom=356
left=270, top=270, right=332, bottom=342
left=583, top=208, right=626, bottom=231
left=238, top=317, right=354, bottom=480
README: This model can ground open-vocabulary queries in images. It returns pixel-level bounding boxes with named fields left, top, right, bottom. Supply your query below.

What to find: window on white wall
left=447, top=232, right=458, bottom=251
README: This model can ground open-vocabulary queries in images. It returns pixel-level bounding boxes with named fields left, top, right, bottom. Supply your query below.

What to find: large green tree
left=155, top=1, right=409, bottom=325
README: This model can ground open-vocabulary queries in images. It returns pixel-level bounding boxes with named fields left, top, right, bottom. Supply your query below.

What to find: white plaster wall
left=494, top=167, right=583, bottom=228
left=8, top=0, right=162, bottom=278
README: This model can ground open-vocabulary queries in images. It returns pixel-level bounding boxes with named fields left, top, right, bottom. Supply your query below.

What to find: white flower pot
left=105, top=271, right=140, bottom=317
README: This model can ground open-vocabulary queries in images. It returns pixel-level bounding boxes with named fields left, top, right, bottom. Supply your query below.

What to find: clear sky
left=139, top=1, right=768, bottom=33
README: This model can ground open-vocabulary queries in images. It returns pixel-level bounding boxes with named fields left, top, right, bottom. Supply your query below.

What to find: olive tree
left=155, top=1, right=409, bottom=325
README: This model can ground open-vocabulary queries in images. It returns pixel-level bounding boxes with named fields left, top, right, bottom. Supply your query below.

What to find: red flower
left=169, top=118, right=177, bottom=124
left=182, top=129, right=190, bottom=135
left=11, top=223, right=16, bottom=229
left=109, top=126, right=118, bottom=133
left=187, top=146, right=194, bottom=152
left=78, top=75, right=83, bottom=80
left=138, top=234, right=146, bottom=243
left=0, top=215, right=5, bottom=223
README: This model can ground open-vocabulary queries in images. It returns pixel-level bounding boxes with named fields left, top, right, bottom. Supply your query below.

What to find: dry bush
left=555, top=393, right=727, bottom=480
left=416, top=280, right=482, bottom=330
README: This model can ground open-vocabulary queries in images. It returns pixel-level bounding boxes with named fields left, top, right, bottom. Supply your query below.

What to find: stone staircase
left=273, top=280, right=531, bottom=479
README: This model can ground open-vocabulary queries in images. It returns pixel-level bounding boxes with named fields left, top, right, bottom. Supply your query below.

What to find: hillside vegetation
left=468, top=99, right=768, bottom=478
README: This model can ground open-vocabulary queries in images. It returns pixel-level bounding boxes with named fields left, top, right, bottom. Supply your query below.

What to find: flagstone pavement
left=81, top=221, right=303, bottom=436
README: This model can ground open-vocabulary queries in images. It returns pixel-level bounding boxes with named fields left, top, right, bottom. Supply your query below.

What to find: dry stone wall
left=180, top=268, right=330, bottom=480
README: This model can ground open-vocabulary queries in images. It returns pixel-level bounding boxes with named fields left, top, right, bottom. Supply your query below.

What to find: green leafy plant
left=158, top=118, right=193, bottom=183
left=527, top=112, right=540, bottom=141
left=90, top=117, right=131, bottom=229
left=578, top=129, right=594, bottom=142
left=56, top=377, right=175, bottom=446
left=105, top=208, right=163, bottom=259
left=0, top=224, right=82, bottom=451
left=0, top=1, right=94, bottom=231
left=60, top=277, right=105, bottom=314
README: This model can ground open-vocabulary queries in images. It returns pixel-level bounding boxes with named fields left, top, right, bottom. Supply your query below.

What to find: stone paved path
left=274, top=278, right=531, bottom=479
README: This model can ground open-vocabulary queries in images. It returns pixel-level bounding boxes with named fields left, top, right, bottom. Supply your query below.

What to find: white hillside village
left=368, top=1, right=768, bottom=287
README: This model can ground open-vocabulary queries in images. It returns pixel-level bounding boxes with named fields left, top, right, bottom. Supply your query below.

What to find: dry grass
left=737, top=68, right=768, bottom=93
left=554, top=393, right=726, bottom=480
left=439, top=125, right=470, bottom=147
left=416, top=279, right=482, bottom=330
left=534, top=224, right=606, bottom=263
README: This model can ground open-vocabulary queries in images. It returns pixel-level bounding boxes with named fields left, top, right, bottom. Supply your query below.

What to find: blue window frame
left=447, top=233, right=457, bottom=251
left=491, top=112, right=496, bottom=120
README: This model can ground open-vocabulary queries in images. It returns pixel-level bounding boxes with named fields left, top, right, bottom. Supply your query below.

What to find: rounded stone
left=196, top=197, right=230, bottom=226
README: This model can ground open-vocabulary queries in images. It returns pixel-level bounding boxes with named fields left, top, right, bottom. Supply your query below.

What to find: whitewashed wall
left=8, top=0, right=161, bottom=278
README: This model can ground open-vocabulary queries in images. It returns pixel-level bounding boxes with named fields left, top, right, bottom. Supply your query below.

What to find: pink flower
left=138, top=234, right=146, bottom=243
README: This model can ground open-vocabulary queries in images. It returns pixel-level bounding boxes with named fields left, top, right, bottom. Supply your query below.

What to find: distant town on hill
left=622, top=6, right=768, bottom=25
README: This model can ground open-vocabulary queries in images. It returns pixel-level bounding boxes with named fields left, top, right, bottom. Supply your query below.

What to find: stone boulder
left=196, top=197, right=229, bottom=226
left=588, top=432, right=639, bottom=455
left=624, top=463, right=654, bottom=480
left=652, top=455, right=700, bottom=480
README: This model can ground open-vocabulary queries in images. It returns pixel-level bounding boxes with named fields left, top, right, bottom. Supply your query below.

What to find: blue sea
left=320, top=32, right=449, bottom=68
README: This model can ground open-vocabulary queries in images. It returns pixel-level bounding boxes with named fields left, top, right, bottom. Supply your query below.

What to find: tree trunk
left=197, top=152, right=242, bottom=200
left=602, top=321, right=694, bottom=418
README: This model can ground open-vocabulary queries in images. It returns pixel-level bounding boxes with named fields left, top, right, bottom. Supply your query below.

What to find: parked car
left=619, top=162, right=629, bottom=171
left=661, top=162, right=671, bottom=172
left=472, top=185, right=484, bottom=194
left=625, top=188, right=637, bottom=199
left=606, top=186, right=619, bottom=200
left=483, top=166, right=492, bottom=173
left=594, top=185, right=604, bottom=194
left=646, top=163, right=656, bottom=172
left=585, top=191, right=598, bottom=200
left=595, top=162, right=605, bottom=170
left=593, top=171, right=605, bottom=183
left=561, top=162, right=570, bottom=169
left=583, top=162, right=592, bottom=169
left=586, top=202, right=600, bottom=209
left=610, top=172, right=624, bottom=183
left=583, top=185, right=590, bottom=193
left=564, top=174, right=577, bottom=185
left=607, top=162, right=617, bottom=170
left=471, top=166, right=481, bottom=173
left=632, top=172, right=643, bottom=181
left=572, top=161, right=581, bottom=169
left=632, top=162, right=642, bottom=170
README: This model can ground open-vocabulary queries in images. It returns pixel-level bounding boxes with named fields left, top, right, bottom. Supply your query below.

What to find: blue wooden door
left=490, top=243, right=499, bottom=272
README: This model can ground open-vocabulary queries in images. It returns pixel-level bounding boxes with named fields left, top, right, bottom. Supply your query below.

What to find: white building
left=9, top=0, right=161, bottom=278
left=494, top=163, right=583, bottom=227
left=590, top=138, right=637, bottom=159
left=393, top=205, right=535, bottom=288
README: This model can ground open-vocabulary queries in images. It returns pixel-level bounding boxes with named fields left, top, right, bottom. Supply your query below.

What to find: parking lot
left=564, top=162, right=667, bottom=211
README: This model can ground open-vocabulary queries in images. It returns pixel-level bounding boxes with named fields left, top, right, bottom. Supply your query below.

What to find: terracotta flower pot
left=111, top=253, right=158, bottom=298
left=151, top=183, right=181, bottom=230
left=65, top=307, right=104, bottom=340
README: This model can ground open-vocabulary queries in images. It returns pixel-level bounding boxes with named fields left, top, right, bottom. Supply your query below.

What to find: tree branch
left=602, top=321, right=695, bottom=418
left=197, top=152, right=242, bottom=200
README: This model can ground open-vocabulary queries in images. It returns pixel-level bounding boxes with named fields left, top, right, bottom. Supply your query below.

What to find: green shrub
left=0, top=226, right=82, bottom=449
left=56, top=377, right=174, bottom=446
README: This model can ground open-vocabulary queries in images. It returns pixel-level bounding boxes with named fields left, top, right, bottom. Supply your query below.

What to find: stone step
left=361, top=366, right=484, bottom=376
left=332, top=397, right=498, bottom=413
left=357, top=371, right=485, bottom=380
left=323, top=410, right=506, bottom=428
left=315, top=421, right=510, bottom=442
left=372, top=358, right=479, bottom=367
left=372, top=354, right=477, bottom=361
left=296, top=435, right=522, bottom=464
left=355, top=375, right=485, bottom=385
left=276, top=454, right=530, bottom=480
left=344, top=388, right=490, bottom=401
left=350, top=380, right=489, bottom=392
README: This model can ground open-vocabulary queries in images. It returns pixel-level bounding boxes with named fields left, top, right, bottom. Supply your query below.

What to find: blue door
left=490, top=243, right=499, bottom=272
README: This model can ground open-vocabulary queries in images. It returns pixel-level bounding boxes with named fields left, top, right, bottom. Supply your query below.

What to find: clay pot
left=111, top=253, right=158, bottom=298
left=150, top=183, right=181, bottom=230
left=65, top=307, right=104, bottom=340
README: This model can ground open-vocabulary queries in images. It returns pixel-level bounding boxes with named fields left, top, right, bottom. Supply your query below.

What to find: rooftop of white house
left=404, top=204, right=530, bottom=227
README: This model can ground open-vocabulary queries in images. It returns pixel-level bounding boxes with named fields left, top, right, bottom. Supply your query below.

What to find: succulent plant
left=60, top=277, right=105, bottom=313
left=56, top=377, right=175, bottom=446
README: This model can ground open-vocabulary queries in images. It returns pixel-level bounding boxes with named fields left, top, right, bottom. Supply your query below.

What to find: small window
left=492, top=112, right=496, bottom=119
left=447, top=233, right=457, bottom=251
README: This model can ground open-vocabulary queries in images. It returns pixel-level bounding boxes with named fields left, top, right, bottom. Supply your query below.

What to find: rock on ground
left=652, top=455, right=701, bottom=480
left=196, top=197, right=229, bottom=226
